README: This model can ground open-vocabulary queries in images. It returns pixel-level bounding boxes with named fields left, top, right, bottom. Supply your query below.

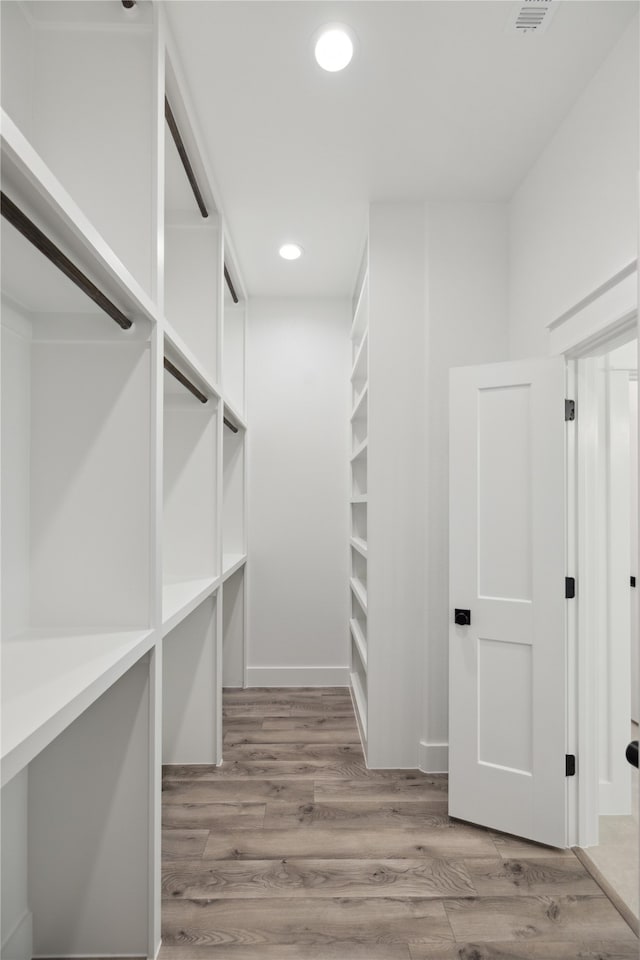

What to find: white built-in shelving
left=348, top=260, right=369, bottom=750
left=0, top=3, right=248, bottom=958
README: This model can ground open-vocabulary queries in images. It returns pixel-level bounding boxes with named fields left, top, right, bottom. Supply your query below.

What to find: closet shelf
left=222, top=553, right=247, bottom=581
left=351, top=495, right=368, bottom=504
left=165, top=320, right=221, bottom=400
left=350, top=618, right=368, bottom=670
left=1, top=627, right=156, bottom=788
left=350, top=576, right=368, bottom=614
left=350, top=536, right=368, bottom=559
left=350, top=328, right=369, bottom=383
left=351, top=383, right=369, bottom=422
left=349, top=275, right=369, bottom=346
left=350, top=438, right=368, bottom=462
left=223, top=399, right=247, bottom=432
left=350, top=669, right=368, bottom=740
left=1, top=110, right=158, bottom=326
left=162, top=576, right=220, bottom=636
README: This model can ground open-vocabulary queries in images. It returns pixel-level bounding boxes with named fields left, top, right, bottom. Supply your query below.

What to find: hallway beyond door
left=159, top=687, right=637, bottom=957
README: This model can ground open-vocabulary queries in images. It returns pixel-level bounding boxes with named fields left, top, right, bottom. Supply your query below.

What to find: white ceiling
left=165, top=1, right=637, bottom=298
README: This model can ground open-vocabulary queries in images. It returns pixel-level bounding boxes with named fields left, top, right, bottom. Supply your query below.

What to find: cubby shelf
left=162, top=577, right=220, bottom=636
left=350, top=669, right=368, bottom=740
left=1, top=628, right=155, bottom=788
left=350, top=438, right=369, bottom=462
left=349, top=274, right=369, bottom=347
left=351, top=383, right=369, bottom=422
left=224, top=398, right=248, bottom=433
left=349, top=618, right=368, bottom=671
left=223, top=553, right=248, bottom=581
left=351, top=495, right=368, bottom=504
left=165, top=319, right=222, bottom=400
left=1, top=111, right=158, bottom=327
left=350, top=576, right=368, bottom=615
left=350, top=328, right=369, bottom=383
left=350, top=536, right=368, bottom=559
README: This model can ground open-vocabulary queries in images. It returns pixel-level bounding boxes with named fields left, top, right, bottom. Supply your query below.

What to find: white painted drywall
left=420, top=202, right=510, bottom=769
left=247, top=298, right=350, bottom=685
left=509, top=16, right=639, bottom=359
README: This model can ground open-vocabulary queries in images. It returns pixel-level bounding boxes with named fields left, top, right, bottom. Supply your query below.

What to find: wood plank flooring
left=159, top=687, right=637, bottom=959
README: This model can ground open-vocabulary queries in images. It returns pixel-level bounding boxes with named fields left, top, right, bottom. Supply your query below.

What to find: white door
left=449, top=358, right=568, bottom=848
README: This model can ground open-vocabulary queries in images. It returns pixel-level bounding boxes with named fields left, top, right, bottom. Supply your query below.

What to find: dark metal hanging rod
left=121, top=1, right=136, bottom=7
left=224, top=416, right=239, bottom=434
left=224, top=264, right=239, bottom=304
left=164, top=357, right=208, bottom=404
left=165, top=97, right=209, bottom=220
left=1, top=192, right=132, bottom=330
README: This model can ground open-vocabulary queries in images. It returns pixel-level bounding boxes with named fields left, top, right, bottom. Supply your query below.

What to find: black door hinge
left=566, top=754, right=576, bottom=777
left=565, top=399, right=575, bottom=422
left=631, top=576, right=636, bottom=588
left=565, top=577, right=576, bottom=599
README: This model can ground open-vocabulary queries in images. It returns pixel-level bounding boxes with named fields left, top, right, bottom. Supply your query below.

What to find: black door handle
left=454, top=609, right=471, bottom=626
left=626, top=740, right=638, bottom=768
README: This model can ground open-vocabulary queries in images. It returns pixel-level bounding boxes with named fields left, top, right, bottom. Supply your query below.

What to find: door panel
left=449, top=358, right=567, bottom=848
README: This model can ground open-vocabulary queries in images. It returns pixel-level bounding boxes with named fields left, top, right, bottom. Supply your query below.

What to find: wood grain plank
left=260, top=717, right=359, bottom=732
left=222, top=743, right=365, bottom=762
left=162, top=802, right=266, bottom=831
left=225, top=727, right=361, bottom=745
left=409, top=943, right=639, bottom=959
left=159, top=943, right=411, bottom=959
left=443, top=895, right=637, bottom=943
left=162, top=829, right=209, bottom=861
left=465, top=858, right=601, bottom=897
left=162, top=857, right=476, bottom=900
left=163, top=760, right=369, bottom=780
left=224, top=698, right=356, bottom=719
left=161, top=897, right=455, bottom=945
left=488, top=832, right=576, bottom=860
left=314, top=777, right=448, bottom=802
left=223, top=687, right=351, bottom=700
left=263, top=800, right=451, bottom=829
left=162, top=779, right=314, bottom=804
left=203, top=827, right=499, bottom=861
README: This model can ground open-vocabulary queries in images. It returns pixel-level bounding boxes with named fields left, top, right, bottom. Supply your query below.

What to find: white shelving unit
left=0, top=4, right=249, bottom=958
left=220, top=262, right=248, bottom=687
left=349, top=263, right=369, bottom=751
left=348, top=207, right=426, bottom=771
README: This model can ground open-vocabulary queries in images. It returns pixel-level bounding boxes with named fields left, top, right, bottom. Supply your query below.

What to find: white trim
left=2, top=909, right=33, bottom=960
left=419, top=740, right=448, bottom=774
left=549, top=261, right=639, bottom=848
left=548, top=261, right=637, bottom=358
left=246, top=666, right=350, bottom=687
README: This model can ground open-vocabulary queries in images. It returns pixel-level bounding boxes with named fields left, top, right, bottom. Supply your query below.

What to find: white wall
left=420, top=202, right=510, bottom=770
left=247, top=298, right=350, bottom=686
left=509, top=16, right=639, bottom=359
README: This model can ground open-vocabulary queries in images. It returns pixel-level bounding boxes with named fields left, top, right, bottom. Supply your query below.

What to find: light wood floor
left=159, top=687, right=638, bottom=959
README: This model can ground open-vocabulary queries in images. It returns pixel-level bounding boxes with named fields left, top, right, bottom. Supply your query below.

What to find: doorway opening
left=572, top=337, right=639, bottom=927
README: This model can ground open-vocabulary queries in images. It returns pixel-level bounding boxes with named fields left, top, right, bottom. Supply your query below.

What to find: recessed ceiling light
left=279, top=243, right=303, bottom=261
left=314, top=26, right=354, bottom=72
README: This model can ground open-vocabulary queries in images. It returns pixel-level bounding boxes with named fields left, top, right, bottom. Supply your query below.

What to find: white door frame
left=547, top=259, right=638, bottom=847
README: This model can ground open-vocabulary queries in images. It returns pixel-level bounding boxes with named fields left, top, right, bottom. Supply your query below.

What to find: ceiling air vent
left=508, top=0, right=557, bottom=36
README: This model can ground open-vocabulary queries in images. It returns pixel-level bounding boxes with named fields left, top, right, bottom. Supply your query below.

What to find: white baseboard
left=2, top=910, right=32, bottom=960
left=246, top=666, right=350, bottom=687
left=419, top=740, right=449, bottom=773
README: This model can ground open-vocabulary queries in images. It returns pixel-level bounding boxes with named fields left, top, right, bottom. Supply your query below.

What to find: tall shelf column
left=0, top=3, right=250, bottom=958
left=349, top=262, right=369, bottom=749
left=349, top=205, right=426, bottom=770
